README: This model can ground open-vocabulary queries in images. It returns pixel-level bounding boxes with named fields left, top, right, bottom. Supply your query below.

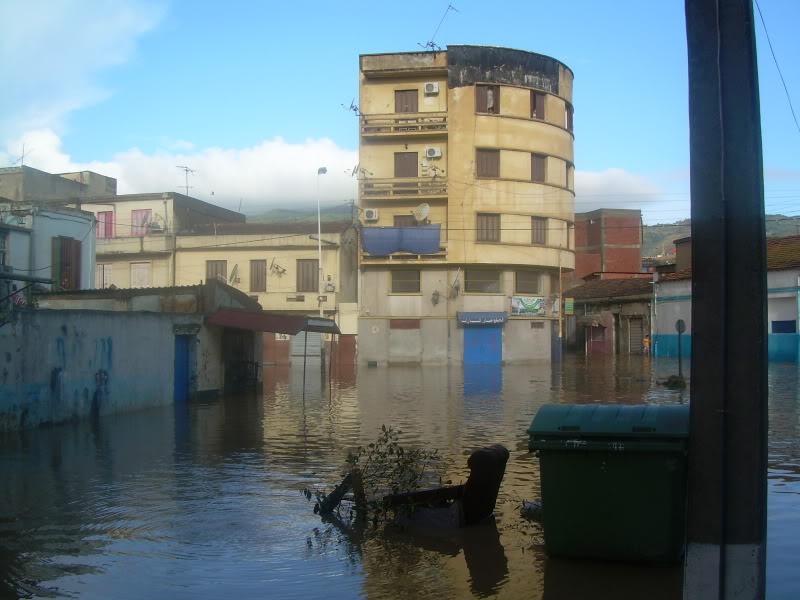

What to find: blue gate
left=174, top=335, right=190, bottom=404
left=464, top=326, right=503, bottom=365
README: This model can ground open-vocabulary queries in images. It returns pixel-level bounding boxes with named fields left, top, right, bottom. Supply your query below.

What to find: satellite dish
left=412, top=203, right=430, bottom=223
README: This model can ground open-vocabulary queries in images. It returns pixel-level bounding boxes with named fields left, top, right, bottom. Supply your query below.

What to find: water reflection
left=0, top=356, right=796, bottom=598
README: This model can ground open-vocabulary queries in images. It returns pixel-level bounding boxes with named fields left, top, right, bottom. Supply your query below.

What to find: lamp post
left=316, top=167, right=327, bottom=318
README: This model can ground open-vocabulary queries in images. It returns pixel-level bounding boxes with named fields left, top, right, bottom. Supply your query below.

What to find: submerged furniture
left=383, top=444, right=510, bottom=528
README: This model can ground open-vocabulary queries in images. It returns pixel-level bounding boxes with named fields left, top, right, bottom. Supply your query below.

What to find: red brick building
left=568, top=208, right=647, bottom=288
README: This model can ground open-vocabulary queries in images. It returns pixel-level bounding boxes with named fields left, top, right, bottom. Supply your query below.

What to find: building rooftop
left=569, top=278, right=654, bottom=301
left=660, top=235, right=800, bottom=281
left=182, top=220, right=355, bottom=236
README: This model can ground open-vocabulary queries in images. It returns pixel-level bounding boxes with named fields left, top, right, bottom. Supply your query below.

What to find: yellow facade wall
left=359, top=138, right=447, bottom=180
left=360, top=77, right=448, bottom=114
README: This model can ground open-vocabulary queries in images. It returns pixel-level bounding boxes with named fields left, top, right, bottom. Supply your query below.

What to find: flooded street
left=1, top=355, right=797, bottom=599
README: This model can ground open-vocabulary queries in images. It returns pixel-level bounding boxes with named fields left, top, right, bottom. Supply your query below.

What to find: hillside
left=247, top=205, right=354, bottom=224
left=642, top=214, right=800, bottom=257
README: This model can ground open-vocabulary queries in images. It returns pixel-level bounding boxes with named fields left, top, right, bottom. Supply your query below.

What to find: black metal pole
left=684, top=0, right=767, bottom=597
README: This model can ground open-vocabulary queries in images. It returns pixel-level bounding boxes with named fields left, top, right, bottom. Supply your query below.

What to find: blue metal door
left=174, top=336, right=190, bottom=404
left=464, top=327, right=503, bottom=365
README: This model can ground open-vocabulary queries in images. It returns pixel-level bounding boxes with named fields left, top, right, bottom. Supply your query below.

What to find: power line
left=754, top=0, right=800, bottom=135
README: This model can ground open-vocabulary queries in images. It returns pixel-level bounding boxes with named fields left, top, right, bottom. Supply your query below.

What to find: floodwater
left=1, top=356, right=797, bottom=599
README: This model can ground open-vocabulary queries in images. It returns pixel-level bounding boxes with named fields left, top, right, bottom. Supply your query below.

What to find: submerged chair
left=383, top=444, right=510, bottom=528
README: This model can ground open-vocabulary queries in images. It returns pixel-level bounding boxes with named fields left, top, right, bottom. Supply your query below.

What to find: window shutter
left=476, top=86, right=488, bottom=113
left=394, top=152, right=418, bottom=178
left=296, top=259, right=319, bottom=293
left=250, top=260, right=267, bottom=292
left=477, top=149, right=500, bottom=178
left=395, top=90, right=418, bottom=113
left=532, top=217, right=547, bottom=245
left=477, top=214, right=500, bottom=242
left=532, top=92, right=546, bottom=120
left=393, top=215, right=416, bottom=228
left=532, top=154, right=546, bottom=183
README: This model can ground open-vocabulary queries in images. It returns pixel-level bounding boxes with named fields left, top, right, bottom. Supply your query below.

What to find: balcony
left=361, top=112, right=448, bottom=138
left=360, top=177, right=447, bottom=200
left=96, top=234, right=173, bottom=256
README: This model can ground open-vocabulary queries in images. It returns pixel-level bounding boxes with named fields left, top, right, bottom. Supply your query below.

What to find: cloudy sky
left=1, top=0, right=798, bottom=223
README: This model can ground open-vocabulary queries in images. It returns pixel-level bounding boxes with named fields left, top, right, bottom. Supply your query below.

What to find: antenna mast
left=176, top=165, right=196, bottom=197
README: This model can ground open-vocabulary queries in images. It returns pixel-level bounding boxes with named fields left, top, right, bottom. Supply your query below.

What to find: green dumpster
left=528, top=403, right=689, bottom=564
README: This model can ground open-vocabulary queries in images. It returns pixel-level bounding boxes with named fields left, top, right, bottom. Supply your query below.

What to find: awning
left=457, top=312, right=508, bottom=327
left=206, top=309, right=341, bottom=335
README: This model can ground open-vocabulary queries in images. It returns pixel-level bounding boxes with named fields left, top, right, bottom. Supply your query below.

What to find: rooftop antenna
left=176, top=165, right=196, bottom=196
left=11, top=143, right=32, bottom=167
left=418, top=3, right=459, bottom=54
left=341, top=98, right=362, bottom=117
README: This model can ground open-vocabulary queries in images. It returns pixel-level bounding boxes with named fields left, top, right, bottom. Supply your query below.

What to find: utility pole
left=684, top=0, right=767, bottom=597
left=316, top=167, right=327, bottom=318
left=176, top=166, right=196, bottom=197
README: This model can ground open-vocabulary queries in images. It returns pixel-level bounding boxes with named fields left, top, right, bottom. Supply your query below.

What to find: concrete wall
left=0, top=166, right=86, bottom=203
left=0, top=310, right=204, bottom=431
left=655, top=272, right=800, bottom=362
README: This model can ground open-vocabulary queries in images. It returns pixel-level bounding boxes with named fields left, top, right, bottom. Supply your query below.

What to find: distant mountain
left=247, top=205, right=355, bottom=224
left=642, top=214, right=800, bottom=257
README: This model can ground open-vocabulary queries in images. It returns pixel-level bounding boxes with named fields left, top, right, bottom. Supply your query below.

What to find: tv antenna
left=418, top=3, right=459, bottom=53
left=176, top=165, right=196, bottom=196
left=341, top=99, right=362, bottom=117
left=11, top=143, right=32, bottom=167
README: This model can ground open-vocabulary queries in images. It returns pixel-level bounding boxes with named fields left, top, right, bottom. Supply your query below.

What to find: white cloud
left=575, top=168, right=689, bottom=223
left=0, top=0, right=164, bottom=140
left=1, top=129, right=358, bottom=212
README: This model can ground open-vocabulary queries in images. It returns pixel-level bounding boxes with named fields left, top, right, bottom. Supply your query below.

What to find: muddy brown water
left=1, top=356, right=797, bottom=599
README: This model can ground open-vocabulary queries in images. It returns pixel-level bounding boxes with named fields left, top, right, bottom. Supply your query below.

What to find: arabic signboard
left=511, top=296, right=546, bottom=316
left=456, top=312, right=508, bottom=326
left=565, top=298, right=574, bottom=315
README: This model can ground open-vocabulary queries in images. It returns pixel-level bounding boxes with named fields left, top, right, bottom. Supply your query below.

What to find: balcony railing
left=361, top=112, right=447, bottom=137
left=96, top=234, right=173, bottom=255
left=360, top=177, right=447, bottom=200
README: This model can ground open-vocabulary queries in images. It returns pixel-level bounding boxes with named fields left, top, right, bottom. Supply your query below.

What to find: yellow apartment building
left=78, top=192, right=245, bottom=289
left=357, top=45, right=575, bottom=365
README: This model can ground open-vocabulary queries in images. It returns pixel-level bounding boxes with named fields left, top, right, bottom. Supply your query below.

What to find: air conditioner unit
left=425, top=82, right=440, bottom=95
left=364, top=208, right=379, bottom=221
left=426, top=147, right=442, bottom=159
left=0, top=265, right=13, bottom=274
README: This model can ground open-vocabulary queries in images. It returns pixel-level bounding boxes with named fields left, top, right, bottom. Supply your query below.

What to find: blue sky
left=1, top=0, right=798, bottom=222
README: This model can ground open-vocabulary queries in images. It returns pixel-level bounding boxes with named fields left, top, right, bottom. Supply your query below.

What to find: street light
left=316, top=167, right=327, bottom=318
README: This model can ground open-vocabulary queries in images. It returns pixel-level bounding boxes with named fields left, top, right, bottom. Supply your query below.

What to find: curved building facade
left=357, top=46, right=575, bottom=365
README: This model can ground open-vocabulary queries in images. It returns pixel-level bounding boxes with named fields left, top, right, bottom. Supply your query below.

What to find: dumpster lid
left=527, top=404, right=689, bottom=439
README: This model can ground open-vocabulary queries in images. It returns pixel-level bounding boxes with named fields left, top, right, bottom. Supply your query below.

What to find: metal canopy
left=206, top=309, right=340, bottom=335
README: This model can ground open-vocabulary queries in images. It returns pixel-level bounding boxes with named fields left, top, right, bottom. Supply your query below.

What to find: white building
left=1, top=199, right=96, bottom=303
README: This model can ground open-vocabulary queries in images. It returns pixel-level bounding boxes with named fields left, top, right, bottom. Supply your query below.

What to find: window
left=565, top=164, right=572, bottom=190
left=465, top=269, right=502, bottom=293
left=531, top=91, right=546, bottom=120
left=531, top=154, right=546, bottom=183
left=206, top=260, right=227, bottom=282
left=476, top=84, right=500, bottom=114
left=130, top=209, right=152, bottom=237
left=96, top=264, right=112, bottom=289
left=250, top=259, right=266, bottom=292
left=394, top=152, right=418, bottom=178
left=532, top=217, right=547, bottom=245
left=391, top=270, right=420, bottom=293
left=566, top=104, right=574, bottom=132
left=96, top=211, right=114, bottom=238
left=772, top=320, right=797, bottom=334
left=130, top=262, right=152, bottom=288
left=516, top=270, right=542, bottom=294
left=51, top=236, right=81, bottom=290
left=394, top=214, right=416, bottom=227
left=0, top=231, right=6, bottom=265
left=296, top=259, right=319, bottom=292
left=476, top=149, right=500, bottom=178
left=476, top=213, right=500, bottom=242
left=395, top=89, right=419, bottom=114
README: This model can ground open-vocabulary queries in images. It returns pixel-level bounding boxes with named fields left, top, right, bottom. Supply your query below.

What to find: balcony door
left=395, top=90, right=418, bottom=114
